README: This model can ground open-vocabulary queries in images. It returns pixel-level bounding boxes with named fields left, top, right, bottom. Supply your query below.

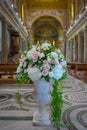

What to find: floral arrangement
left=16, top=43, right=67, bottom=128
left=16, top=43, right=67, bottom=83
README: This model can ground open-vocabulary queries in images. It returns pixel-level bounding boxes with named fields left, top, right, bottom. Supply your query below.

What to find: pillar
left=73, top=37, right=76, bottom=62
left=2, top=19, right=8, bottom=63
left=83, top=26, right=87, bottom=62
left=63, top=41, right=66, bottom=58
left=71, top=39, right=73, bottom=62
left=78, top=32, right=82, bottom=62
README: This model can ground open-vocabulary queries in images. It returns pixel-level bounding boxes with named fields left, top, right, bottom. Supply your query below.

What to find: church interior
left=0, top=0, right=87, bottom=130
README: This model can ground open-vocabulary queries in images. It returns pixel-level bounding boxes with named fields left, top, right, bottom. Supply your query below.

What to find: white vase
left=33, top=79, right=51, bottom=126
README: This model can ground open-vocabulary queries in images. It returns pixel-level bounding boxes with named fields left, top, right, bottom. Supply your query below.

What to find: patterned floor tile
left=0, top=75, right=87, bottom=130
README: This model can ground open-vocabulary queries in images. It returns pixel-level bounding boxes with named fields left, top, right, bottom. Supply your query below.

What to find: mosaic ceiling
left=23, top=0, right=68, bottom=44
left=24, top=0, right=68, bottom=9
left=33, top=16, right=62, bottom=42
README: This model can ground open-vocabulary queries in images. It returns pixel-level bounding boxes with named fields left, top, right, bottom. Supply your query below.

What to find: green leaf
left=50, top=80, right=64, bottom=128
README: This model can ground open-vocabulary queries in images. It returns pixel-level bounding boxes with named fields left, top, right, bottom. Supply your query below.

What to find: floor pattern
left=0, top=75, right=87, bottom=130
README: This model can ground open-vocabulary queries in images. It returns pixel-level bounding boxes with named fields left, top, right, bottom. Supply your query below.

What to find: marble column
left=83, top=26, right=87, bottom=62
left=67, top=41, right=71, bottom=62
left=71, top=39, right=73, bottom=62
left=15, top=35, right=20, bottom=53
left=19, top=36, right=23, bottom=51
left=78, top=32, right=82, bottom=62
left=2, top=19, right=8, bottom=63
left=73, top=37, right=76, bottom=62
left=63, top=41, right=66, bottom=58
left=65, top=42, right=68, bottom=61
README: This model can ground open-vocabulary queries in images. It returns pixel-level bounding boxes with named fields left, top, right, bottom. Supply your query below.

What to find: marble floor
left=0, top=75, right=87, bottom=130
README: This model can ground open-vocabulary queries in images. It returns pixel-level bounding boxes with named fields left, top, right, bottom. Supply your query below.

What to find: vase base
left=33, top=119, right=51, bottom=126
left=33, top=111, right=51, bottom=126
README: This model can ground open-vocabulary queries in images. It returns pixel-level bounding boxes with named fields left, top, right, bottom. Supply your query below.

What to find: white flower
left=27, top=67, right=42, bottom=81
left=56, top=49, right=61, bottom=54
left=52, top=65, right=64, bottom=80
left=39, top=53, right=45, bottom=58
left=59, top=54, right=64, bottom=59
left=19, top=57, right=25, bottom=63
left=16, top=66, right=22, bottom=73
left=16, top=42, right=67, bottom=84
left=60, top=60, right=67, bottom=67
left=51, top=52, right=58, bottom=60
left=31, top=46, right=37, bottom=51
left=41, top=43, right=51, bottom=49
left=26, top=50, right=36, bottom=59
left=26, top=46, right=37, bottom=59
left=47, top=55, right=52, bottom=62
left=49, top=72, right=54, bottom=78
left=19, top=62, right=23, bottom=67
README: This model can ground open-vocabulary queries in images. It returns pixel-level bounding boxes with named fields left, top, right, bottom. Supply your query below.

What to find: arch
left=30, top=14, right=64, bottom=29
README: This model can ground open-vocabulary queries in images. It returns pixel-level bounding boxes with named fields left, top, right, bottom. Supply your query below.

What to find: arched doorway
left=31, top=16, right=64, bottom=48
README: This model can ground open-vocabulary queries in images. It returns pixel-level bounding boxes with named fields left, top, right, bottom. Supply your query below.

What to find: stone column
left=73, top=37, right=76, bottom=62
left=71, top=39, right=73, bottom=62
left=63, top=33, right=67, bottom=58
left=83, top=26, right=87, bottom=62
left=78, top=32, right=82, bottom=62
left=63, top=41, right=66, bottom=58
left=19, top=36, right=23, bottom=52
left=2, top=19, right=8, bottom=63
left=15, top=35, right=20, bottom=53
left=67, top=41, right=71, bottom=62
left=65, top=41, right=68, bottom=61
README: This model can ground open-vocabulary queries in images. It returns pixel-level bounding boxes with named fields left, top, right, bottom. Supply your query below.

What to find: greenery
left=16, top=91, right=29, bottom=111
left=51, top=80, right=64, bottom=128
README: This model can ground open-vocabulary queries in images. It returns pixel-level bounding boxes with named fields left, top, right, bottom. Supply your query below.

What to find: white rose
left=41, top=43, right=51, bottom=49
left=51, top=52, right=58, bottom=60
left=28, top=67, right=42, bottom=81
left=16, top=66, right=22, bottom=73
left=47, top=56, right=52, bottom=62
left=49, top=72, right=54, bottom=78
left=26, top=50, right=36, bottom=59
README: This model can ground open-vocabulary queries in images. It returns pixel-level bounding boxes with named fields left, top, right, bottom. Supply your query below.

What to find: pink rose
left=43, top=60, right=48, bottom=65
left=32, top=55, right=38, bottom=62
left=43, top=64, right=50, bottom=70
left=33, top=58, right=38, bottom=62
left=54, top=60, right=59, bottom=65
left=42, top=70, right=49, bottom=76
left=51, top=60, right=59, bottom=65
left=36, top=52, right=40, bottom=56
